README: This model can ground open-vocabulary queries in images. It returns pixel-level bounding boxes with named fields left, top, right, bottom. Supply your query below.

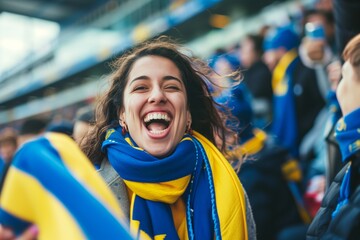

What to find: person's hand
left=327, top=60, right=342, bottom=91
left=303, top=37, right=326, bottom=62
left=0, top=225, right=38, bottom=240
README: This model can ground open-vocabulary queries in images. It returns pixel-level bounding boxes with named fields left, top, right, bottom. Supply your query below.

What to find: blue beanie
left=208, top=52, right=241, bottom=71
left=263, top=26, right=300, bottom=51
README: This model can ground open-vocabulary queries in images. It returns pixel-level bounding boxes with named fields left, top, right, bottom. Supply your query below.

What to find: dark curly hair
left=81, top=36, right=235, bottom=164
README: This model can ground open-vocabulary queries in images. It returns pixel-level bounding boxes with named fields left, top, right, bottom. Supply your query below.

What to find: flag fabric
left=0, top=132, right=133, bottom=240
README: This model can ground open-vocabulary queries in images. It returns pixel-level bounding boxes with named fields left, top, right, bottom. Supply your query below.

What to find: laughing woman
left=81, top=37, right=256, bottom=240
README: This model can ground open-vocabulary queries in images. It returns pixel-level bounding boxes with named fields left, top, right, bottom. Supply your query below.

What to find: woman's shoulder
left=97, top=158, right=130, bottom=219
left=244, top=189, right=257, bottom=240
left=97, top=158, right=120, bottom=185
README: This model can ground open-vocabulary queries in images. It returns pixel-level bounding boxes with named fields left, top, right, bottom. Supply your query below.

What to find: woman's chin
left=145, top=145, right=173, bottom=158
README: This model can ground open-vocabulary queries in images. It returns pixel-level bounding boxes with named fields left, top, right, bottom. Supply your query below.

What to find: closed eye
left=133, top=85, right=148, bottom=91
left=166, top=85, right=181, bottom=90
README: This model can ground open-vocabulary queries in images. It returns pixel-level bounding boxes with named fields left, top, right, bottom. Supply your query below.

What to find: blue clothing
left=0, top=157, right=6, bottom=189
left=0, top=157, right=5, bottom=178
left=332, top=108, right=360, bottom=217
left=213, top=83, right=254, bottom=143
left=271, top=49, right=300, bottom=157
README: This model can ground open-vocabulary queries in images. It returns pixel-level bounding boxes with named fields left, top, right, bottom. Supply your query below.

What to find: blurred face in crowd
left=0, top=141, right=17, bottom=163
left=305, top=13, right=334, bottom=41
left=120, top=55, right=191, bottom=158
left=213, top=57, right=234, bottom=76
left=73, top=121, right=93, bottom=144
left=315, top=0, right=333, bottom=11
left=263, top=48, right=286, bottom=71
left=336, top=60, right=360, bottom=116
left=240, top=37, right=258, bottom=68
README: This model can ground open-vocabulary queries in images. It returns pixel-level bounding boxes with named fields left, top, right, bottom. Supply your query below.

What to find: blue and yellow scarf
left=0, top=133, right=132, bottom=240
left=102, top=127, right=248, bottom=239
left=333, top=108, right=360, bottom=217
left=271, top=49, right=300, bottom=157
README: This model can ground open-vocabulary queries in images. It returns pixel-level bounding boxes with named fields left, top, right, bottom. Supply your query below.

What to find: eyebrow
left=129, top=75, right=182, bottom=86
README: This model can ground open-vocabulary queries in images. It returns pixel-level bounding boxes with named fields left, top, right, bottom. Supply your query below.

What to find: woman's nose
left=148, top=87, right=167, bottom=103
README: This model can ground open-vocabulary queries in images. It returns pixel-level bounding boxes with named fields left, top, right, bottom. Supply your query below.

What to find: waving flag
left=0, top=132, right=133, bottom=240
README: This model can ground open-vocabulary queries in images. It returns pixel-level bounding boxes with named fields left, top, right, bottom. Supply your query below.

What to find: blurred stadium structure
left=0, top=0, right=310, bottom=128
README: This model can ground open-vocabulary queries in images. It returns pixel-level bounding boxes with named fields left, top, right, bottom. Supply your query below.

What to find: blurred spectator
left=17, top=118, right=48, bottom=146
left=307, top=33, right=360, bottom=240
left=297, top=8, right=337, bottom=162
left=73, top=105, right=95, bottom=144
left=239, top=34, right=272, bottom=129
left=0, top=128, right=18, bottom=164
left=209, top=50, right=310, bottom=239
left=319, top=0, right=360, bottom=189
left=314, top=0, right=333, bottom=12
left=209, top=48, right=241, bottom=85
left=208, top=50, right=251, bottom=146
left=234, top=97, right=310, bottom=240
left=263, top=25, right=325, bottom=158
left=0, top=128, right=18, bottom=183
left=300, top=8, right=336, bottom=66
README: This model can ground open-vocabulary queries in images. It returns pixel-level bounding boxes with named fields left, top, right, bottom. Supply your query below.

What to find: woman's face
left=337, top=60, right=360, bottom=115
left=120, top=55, right=191, bottom=158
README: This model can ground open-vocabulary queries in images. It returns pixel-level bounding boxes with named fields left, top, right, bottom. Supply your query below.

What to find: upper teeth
left=144, top=113, right=170, bottom=122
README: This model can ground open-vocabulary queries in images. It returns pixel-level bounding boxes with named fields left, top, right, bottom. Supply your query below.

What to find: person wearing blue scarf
left=263, top=26, right=326, bottom=158
left=263, top=26, right=301, bottom=157
left=306, top=33, right=360, bottom=239
left=80, top=36, right=256, bottom=240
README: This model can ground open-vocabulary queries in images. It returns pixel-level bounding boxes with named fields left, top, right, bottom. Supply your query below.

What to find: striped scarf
left=271, top=49, right=300, bottom=157
left=0, top=133, right=132, bottom=240
left=333, top=108, right=360, bottom=217
left=102, top=127, right=248, bottom=239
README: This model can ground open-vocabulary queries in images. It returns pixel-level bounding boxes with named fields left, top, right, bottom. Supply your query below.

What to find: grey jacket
left=98, top=159, right=256, bottom=239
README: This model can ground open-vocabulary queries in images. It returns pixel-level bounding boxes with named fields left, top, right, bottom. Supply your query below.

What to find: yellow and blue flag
left=0, top=132, right=132, bottom=240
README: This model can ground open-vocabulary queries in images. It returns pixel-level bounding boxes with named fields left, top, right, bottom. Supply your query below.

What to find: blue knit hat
left=208, top=52, right=241, bottom=71
left=263, top=26, right=300, bottom=51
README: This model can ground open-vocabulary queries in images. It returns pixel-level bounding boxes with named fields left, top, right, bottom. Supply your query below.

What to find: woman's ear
left=187, top=110, right=192, bottom=127
left=119, top=109, right=125, bottom=125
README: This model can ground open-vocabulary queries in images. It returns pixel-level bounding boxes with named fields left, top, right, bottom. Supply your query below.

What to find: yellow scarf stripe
left=224, top=129, right=267, bottom=169
left=124, top=176, right=191, bottom=204
left=193, top=131, right=248, bottom=240
left=240, top=129, right=267, bottom=156
left=1, top=167, right=86, bottom=239
left=47, top=133, right=125, bottom=221
left=272, top=49, right=298, bottom=96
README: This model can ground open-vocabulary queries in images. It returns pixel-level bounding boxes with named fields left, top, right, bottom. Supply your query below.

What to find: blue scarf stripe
left=335, top=108, right=360, bottom=161
left=102, top=128, right=195, bottom=182
left=193, top=138, right=222, bottom=240
left=185, top=138, right=201, bottom=240
left=333, top=108, right=360, bottom=217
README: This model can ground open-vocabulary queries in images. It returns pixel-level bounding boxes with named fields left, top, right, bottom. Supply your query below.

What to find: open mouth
left=144, top=112, right=171, bottom=135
